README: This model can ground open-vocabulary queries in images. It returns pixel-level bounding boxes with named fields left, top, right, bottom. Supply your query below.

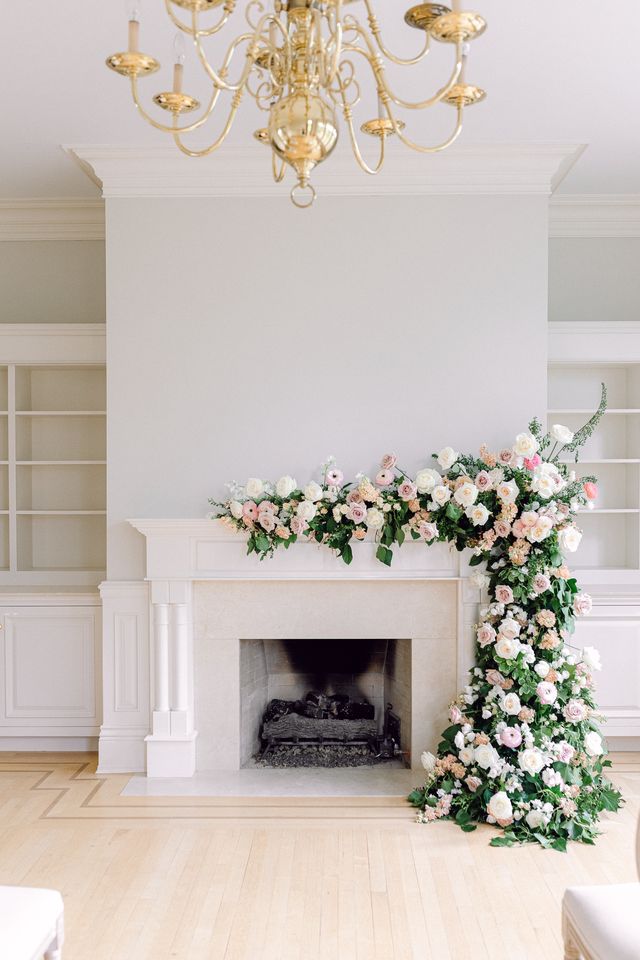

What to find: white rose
left=496, top=636, right=520, bottom=660
left=584, top=731, right=604, bottom=757
left=453, top=482, right=478, bottom=508
left=551, top=424, right=575, bottom=444
left=499, top=617, right=521, bottom=640
left=416, top=468, right=441, bottom=494
left=459, top=746, right=475, bottom=766
left=275, top=475, right=297, bottom=498
left=531, top=462, right=565, bottom=500
left=581, top=646, right=602, bottom=672
left=432, top=485, right=452, bottom=506
left=229, top=500, right=244, bottom=520
left=534, top=661, right=551, bottom=679
left=246, top=477, right=265, bottom=499
left=296, top=500, right=316, bottom=521
left=487, top=791, right=513, bottom=822
left=437, top=446, right=459, bottom=470
left=514, top=433, right=539, bottom=459
left=558, top=525, right=582, bottom=554
left=496, top=480, right=519, bottom=503
left=525, top=809, right=546, bottom=829
left=421, top=751, right=437, bottom=775
left=475, top=743, right=500, bottom=770
left=365, top=507, right=384, bottom=530
left=528, top=516, right=554, bottom=542
left=501, top=692, right=522, bottom=716
left=518, top=747, right=545, bottom=776
left=304, top=481, right=323, bottom=502
left=466, top=503, right=490, bottom=526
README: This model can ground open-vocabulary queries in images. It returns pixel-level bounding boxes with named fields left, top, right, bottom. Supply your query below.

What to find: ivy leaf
left=341, top=543, right=353, bottom=566
left=460, top=823, right=477, bottom=833
left=407, top=789, right=424, bottom=806
left=446, top=502, right=462, bottom=521
left=469, top=553, right=485, bottom=567
left=490, top=836, right=515, bottom=848
left=551, top=837, right=568, bottom=853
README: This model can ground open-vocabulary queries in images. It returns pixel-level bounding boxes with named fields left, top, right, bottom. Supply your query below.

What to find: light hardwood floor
left=0, top=753, right=638, bottom=960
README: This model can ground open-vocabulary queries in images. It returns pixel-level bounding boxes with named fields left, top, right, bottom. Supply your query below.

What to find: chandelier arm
left=172, top=92, right=243, bottom=156
left=164, top=0, right=233, bottom=38
left=344, top=110, right=386, bottom=175
left=130, top=78, right=221, bottom=134
left=360, top=0, right=430, bottom=66
left=386, top=101, right=464, bottom=153
left=272, top=150, right=286, bottom=183
left=342, top=36, right=462, bottom=111
left=192, top=11, right=286, bottom=91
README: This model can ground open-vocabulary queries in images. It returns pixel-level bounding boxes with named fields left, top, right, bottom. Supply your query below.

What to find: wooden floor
left=0, top=754, right=638, bottom=960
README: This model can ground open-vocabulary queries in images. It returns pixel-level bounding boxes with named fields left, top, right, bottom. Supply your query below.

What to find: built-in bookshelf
left=0, top=364, right=106, bottom=585
left=548, top=362, right=640, bottom=577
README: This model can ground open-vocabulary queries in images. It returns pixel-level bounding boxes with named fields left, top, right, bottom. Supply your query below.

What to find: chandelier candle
left=106, top=0, right=487, bottom=206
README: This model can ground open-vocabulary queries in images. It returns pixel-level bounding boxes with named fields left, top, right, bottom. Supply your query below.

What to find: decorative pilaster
left=145, top=580, right=197, bottom=777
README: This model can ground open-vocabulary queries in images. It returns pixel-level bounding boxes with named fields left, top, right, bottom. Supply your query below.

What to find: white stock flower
left=432, top=485, right=452, bottom=507
left=496, top=480, right=519, bottom=504
left=275, top=475, right=297, bottom=498
left=421, top=751, right=437, bottom=775
left=416, top=468, right=441, bottom=494
left=514, top=433, right=539, bottom=459
left=296, top=500, right=317, bottom=521
left=584, top=731, right=604, bottom=756
left=246, top=477, right=265, bottom=499
left=501, top=692, right=522, bottom=716
left=558, top=525, right=583, bottom=554
left=437, top=447, right=459, bottom=470
left=229, top=500, right=244, bottom=520
left=551, top=424, right=575, bottom=444
left=365, top=507, right=384, bottom=529
left=304, top=481, right=323, bottom=502
left=454, top=482, right=478, bottom=508
left=518, top=747, right=545, bottom=776
left=581, top=646, right=602, bottom=672
left=466, top=503, right=490, bottom=526
left=487, top=791, right=513, bottom=822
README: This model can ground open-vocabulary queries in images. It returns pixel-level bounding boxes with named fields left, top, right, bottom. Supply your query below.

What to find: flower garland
left=210, top=386, right=623, bottom=848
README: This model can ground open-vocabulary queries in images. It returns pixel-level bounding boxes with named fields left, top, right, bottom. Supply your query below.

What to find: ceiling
left=3, top=0, right=639, bottom=198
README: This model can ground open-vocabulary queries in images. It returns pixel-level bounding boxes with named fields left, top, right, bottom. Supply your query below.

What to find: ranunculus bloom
left=325, top=468, right=344, bottom=487
left=398, top=481, right=417, bottom=501
left=242, top=501, right=259, bottom=521
left=375, top=469, right=394, bottom=487
left=500, top=727, right=522, bottom=749
left=584, top=481, right=598, bottom=500
left=380, top=454, right=397, bottom=470
left=494, top=585, right=514, bottom=605
left=536, top=681, right=558, bottom=705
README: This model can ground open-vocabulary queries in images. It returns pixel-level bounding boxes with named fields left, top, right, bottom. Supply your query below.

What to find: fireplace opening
left=239, top=638, right=411, bottom=768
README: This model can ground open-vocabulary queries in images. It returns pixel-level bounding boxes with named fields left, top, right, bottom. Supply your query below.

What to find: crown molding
left=65, top=142, right=585, bottom=200
left=549, top=194, right=640, bottom=238
left=0, top=199, right=104, bottom=242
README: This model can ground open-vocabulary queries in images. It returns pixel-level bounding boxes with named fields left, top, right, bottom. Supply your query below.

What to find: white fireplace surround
left=98, top=520, right=481, bottom=777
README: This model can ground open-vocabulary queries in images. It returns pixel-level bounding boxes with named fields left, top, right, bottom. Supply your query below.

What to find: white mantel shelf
left=128, top=518, right=468, bottom=581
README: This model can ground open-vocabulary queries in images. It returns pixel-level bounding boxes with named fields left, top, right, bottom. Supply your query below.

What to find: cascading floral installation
left=210, top=384, right=623, bottom=849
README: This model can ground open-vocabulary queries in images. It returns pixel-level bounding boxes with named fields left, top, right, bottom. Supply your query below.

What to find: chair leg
left=562, top=909, right=581, bottom=960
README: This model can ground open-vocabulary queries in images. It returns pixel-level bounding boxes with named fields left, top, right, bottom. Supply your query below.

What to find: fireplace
left=239, top=637, right=411, bottom=766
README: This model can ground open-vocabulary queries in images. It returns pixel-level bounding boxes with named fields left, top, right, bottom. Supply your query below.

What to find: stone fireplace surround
left=98, top=521, right=480, bottom=778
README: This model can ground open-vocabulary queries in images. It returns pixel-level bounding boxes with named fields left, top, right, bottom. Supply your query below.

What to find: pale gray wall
left=0, top=241, right=105, bottom=323
left=105, top=195, right=549, bottom=579
left=549, top=238, right=640, bottom=323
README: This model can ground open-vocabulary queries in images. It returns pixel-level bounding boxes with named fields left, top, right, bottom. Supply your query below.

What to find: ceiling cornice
left=0, top=199, right=104, bottom=242
left=549, top=194, right=640, bottom=238
left=65, top=142, right=585, bottom=200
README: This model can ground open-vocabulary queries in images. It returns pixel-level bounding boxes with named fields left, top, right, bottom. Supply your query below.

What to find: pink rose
left=486, top=669, right=505, bottom=687
left=494, top=519, right=511, bottom=538
left=533, top=573, right=551, bottom=594
left=536, top=680, right=558, bottom=705
left=511, top=519, right=527, bottom=538
left=465, top=775, right=482, bottom=792
left=573, top=592, right=593, bottom=617
left=398, top=481, right=417, bottom=501
left=524, top=453, right=542, bottom=470
left=381, top=454, right=397, bottom=470
left=556, top=741, right=575, bottom=763
left=563, top=699, right=588, bottom=723
left=475, top=470, right=492, bottom=491
left=243, top=501, right=258, bottom=521
left=325, top=469, right=344, bottom=486
left=419, top=522, right=438, bottom=542
left=494, top=585, right=514, bottom=605
left=499, top=448, right=515, bottom=465
left=477, top=623, right=496, bottom=648
left=346, top=490, right=363, bottom=504
left=290, top=516, right=308, bottom=536
left=449, top=705, right=463, bottom=724
left=258, top=500, right=277, bottom=514
left=375, top=469, right=394, bottom=487
left=258, top=512, right=276, bottom=532
left=584, top=482, right=598, bottom=501
left=348, top=503, right=367, bottom=524
left=500, top=727, right=522, bottom=749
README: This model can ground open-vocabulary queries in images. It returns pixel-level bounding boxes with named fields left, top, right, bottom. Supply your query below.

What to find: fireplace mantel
left=128, top=518, right=469, bottom=581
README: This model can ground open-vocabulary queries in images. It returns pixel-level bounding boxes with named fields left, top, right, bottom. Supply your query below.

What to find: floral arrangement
left=210, top=385, right=623, bottom=848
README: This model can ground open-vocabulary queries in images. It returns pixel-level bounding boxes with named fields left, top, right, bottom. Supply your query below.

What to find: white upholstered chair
left=0, top=885, right=64, bottom=960
left=562, top=819, right=640, bottom=959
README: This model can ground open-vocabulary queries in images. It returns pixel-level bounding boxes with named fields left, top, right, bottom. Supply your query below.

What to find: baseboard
left=608, top=737, right=640, bottom=752
left=0, top=736, right=98, bottom=751
left=98, top=727, right=147, bottom=773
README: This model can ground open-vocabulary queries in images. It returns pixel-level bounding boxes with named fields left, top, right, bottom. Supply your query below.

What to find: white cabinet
left=0, top=596, right=101, bottom=742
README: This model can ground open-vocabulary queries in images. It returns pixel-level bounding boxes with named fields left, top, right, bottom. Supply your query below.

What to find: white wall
left=549, top=238, right=640, bottom=323
left=105, top=195, right=549, bottom=579
left=0, top=241, right=105, bottom=323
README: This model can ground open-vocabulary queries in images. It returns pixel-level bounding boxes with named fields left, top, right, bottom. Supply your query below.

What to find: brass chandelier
left=107, top=0, right=486, bottom=206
